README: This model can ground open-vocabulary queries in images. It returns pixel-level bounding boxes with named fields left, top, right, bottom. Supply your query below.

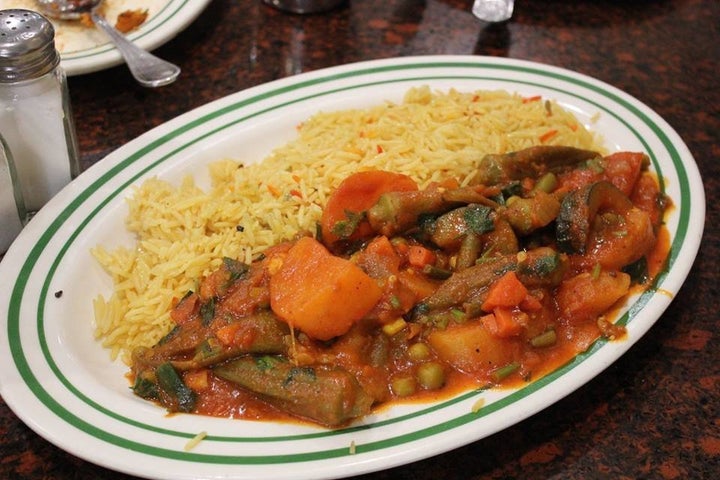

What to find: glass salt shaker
left=472, top=0, right=515, bottom=22
left=0, top=9, right=80, bottom=215
left=0, top=132, right=26, bottom=253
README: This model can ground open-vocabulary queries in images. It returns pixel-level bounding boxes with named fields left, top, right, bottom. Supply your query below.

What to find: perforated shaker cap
left=0, top=9, right=59, bottom=82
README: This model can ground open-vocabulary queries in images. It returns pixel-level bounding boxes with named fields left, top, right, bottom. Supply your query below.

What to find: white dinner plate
left=0, top=56, right=705, bottom=480
left=0, top=0, right=210, bottom=76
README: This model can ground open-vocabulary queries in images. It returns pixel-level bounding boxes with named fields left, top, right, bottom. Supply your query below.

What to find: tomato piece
left=320, top=170, right=418, bottom=247
left=602, top=151, right=647, bottom=196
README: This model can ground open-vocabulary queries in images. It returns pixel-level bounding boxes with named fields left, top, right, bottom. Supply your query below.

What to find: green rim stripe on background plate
left=63, top=0, right=194, bottom=60
left=7, top=60, right=692, bottom=464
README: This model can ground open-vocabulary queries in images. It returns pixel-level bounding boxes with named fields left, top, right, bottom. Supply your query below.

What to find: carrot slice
left=320, top=170, right=418, bottom=247
left=481, top=271, right=528, bottom=311
left=364, top=235, right=398, bottom=259
left=483, top=308, right=523, bottom=338
left=407, top=245, right=436, bottom=269
left=269, top=237, right=382, bottom=341
left=357, top=235, right=401, bottom=279
left=539, top=129, right=558, bottom=143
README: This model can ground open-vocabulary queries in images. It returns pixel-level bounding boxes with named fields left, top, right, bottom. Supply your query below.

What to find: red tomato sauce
left=129, top=147, right=671, bottom=428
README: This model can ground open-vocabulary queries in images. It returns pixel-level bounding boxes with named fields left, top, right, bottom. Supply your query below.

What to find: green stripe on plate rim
left=7, top=60, right=691, bottom=464
left=62, top=0, right=193, bottom=60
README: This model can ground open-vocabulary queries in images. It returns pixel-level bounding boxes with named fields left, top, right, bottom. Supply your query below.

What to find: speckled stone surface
left=1, top=0, right=718, bottom=478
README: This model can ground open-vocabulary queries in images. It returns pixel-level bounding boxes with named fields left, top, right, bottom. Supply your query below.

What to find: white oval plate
left=0, top=56, right=705, bottom=480
left=0, top=0, right=210, bottom=76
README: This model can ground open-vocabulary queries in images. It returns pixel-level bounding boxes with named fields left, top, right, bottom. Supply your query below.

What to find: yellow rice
left=92, top=86, right=602, bottom=363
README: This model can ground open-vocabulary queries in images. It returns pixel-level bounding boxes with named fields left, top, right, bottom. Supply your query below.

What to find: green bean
left=422, top=264, right=452, bottom=279
left=491, top=362, right=519, bottom=383
left=530, top=329, right=557, bottom=348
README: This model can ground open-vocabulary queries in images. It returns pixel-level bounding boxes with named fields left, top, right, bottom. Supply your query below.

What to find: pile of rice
left=92, top=86, right=602, bottom=363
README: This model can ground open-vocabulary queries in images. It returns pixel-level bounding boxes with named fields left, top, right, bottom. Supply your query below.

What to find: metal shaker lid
left=0, top=9, right=60, bottom=83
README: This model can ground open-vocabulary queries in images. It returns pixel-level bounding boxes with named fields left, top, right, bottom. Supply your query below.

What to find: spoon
left=36, top=0, right=180, bottom=87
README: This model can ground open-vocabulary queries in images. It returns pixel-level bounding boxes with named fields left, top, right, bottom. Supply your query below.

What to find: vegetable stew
left=130, top=146, right=669, bottom=427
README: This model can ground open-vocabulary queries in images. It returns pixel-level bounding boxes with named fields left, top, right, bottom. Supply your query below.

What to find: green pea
left=391, top=376, right=417, bottom=397
left=417, top=362, right=445, bottom=390
left=532, top=172, right=558, bottom=194
left=407, top=342, right=431, bottom=361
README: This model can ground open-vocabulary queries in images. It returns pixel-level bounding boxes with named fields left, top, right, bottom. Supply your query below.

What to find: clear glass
left=472, top=0, right=515, bottom=22
left=0, top=133, right=26, bottom=253
left=58, top=67, right=81, bottom=179
left=0, top=66, right=79, bottom=214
